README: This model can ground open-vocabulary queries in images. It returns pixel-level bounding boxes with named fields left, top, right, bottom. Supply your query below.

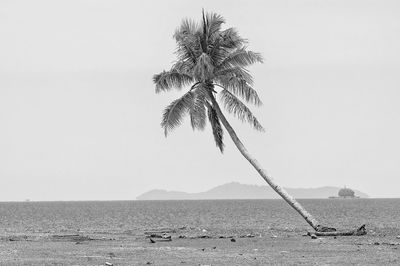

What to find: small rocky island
left=329, top=187, right=360, bottom=199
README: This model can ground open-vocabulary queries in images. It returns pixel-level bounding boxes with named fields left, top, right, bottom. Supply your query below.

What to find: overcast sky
left=1, top=0, right=399, bottom=201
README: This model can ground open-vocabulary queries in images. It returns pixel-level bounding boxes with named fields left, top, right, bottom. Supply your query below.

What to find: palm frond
left=208, top=36, right=221, bottom=61
left=171, top=60, right=194, bottom=76
left=219, top=47, right=263, bottom=69
left=219, top=28, right=247, bottom=50
left=153, top=70, right=194, bottom=93
left=205, top=12, right=225, bottom=38
left=174, top=36, right=201, bottom=64
left=215, top=66, right=254, bottom=85
left=200, top=10, right=208, bottom=53
left=206, top=102, right=224, bottom=152
left=208, top=28, right=243, bottom=65
left=174, top=18, right=202, bottom=64
left=189, top=89, right=207, bottom=131
left=193, top=53, right=214, bottom=81
left=173, top=18, right=198, bottom=41
left=161, top=92, right=194, bottom=135
left=215, top=75, right=262, bottom=106
left=219, top=89, right=264, bottom=131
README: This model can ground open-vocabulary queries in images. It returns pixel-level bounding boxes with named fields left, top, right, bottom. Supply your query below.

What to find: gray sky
left=1, top=0, right=399, bottom=200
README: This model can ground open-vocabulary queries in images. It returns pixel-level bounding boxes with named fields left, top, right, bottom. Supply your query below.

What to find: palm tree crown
left=153, top=10, right=264, bottom=152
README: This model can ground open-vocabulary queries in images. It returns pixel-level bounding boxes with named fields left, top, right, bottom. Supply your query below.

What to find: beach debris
left=397, top=236, right=400, bottom=239
left=185, top=233, right=257, bottom=240
left=230, top=238, right=236, bottom=242
left=189, top=235, right=211, bottom=239
left=51, top=234, right=94, bottom=242
left=373, top=242, right=400, bottom=246
left=150, top=231, right=261, bottom=241
left=308, top=224, right=367, bottom=237
left=107, top=252, right=116, bottom=258
left=218, top=235, right=234, bottom=239
left=239, top=234, right=255, bottom=238
left=101, top=237, right=115, bottom=241
left=105, top=262, right=113, bottom=266
left=212, top=246, right=216, bottom=249
left=149, top=237, right=172, bottom=243
left=3, top=235, right=29, bottom=242
left=310, top=234, right=318, bottom=239
left=201, top=248, right=205, bottom=251
left=146, top=234, right=164, bottom=238
left=146, top=231, right=172, bottom=242
left=270, top=235, right=278, bottom=238
left=146, top=262, right=152, bottom=265
left=356, top=242, right=400, bottom=246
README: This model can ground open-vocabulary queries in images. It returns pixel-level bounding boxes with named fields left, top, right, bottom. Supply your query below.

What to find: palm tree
left=153, top=11, right=335, bottom=232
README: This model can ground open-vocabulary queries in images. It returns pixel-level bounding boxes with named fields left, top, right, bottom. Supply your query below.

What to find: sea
left=0, top=199, right=399, bottom=237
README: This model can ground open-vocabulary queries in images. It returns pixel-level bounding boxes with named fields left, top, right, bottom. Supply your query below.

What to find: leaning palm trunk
left=208, top=93, right=326, bottom=232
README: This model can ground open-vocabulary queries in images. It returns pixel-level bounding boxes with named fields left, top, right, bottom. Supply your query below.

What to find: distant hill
left=136, top=182, right=369, bottom=200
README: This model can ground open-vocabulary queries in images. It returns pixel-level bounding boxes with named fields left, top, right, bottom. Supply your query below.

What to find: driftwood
left=308, top=224, right=367, bottom=237
left=51, top=234, right=94, bottom=242
left=3, top=235, right=29, bottom=241
left=149, top=236, right=172, bottom=243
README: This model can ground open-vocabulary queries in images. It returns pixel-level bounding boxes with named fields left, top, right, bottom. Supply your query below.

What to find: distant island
left=329, top=187, right=360, bottom=199
left=136, top=182, right=369, bottom=200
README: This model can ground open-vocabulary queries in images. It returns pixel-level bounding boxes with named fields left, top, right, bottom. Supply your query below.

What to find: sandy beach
left=0, top=230, right=399, bottom=265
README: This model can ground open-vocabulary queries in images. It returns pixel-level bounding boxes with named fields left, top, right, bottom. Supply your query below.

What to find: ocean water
left=0, top=199, right=399, bottom=237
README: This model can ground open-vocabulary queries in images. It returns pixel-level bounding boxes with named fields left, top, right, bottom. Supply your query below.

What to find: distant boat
left=24, top=199, right=31, bottom=202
